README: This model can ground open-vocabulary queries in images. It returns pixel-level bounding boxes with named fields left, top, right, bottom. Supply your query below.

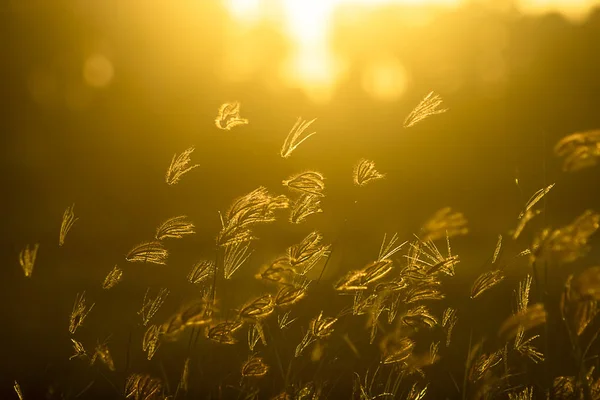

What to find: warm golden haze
left=5, top=0, right=600, bottom=398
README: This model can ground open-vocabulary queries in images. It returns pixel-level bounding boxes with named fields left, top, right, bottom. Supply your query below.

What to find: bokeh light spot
left=83, top=54, right=114, bottom=88
left=362, top=56, right=409, bottom=102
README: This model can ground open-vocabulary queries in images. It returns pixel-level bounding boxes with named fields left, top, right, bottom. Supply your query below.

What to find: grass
left=11, top=101, right=600, bottom=400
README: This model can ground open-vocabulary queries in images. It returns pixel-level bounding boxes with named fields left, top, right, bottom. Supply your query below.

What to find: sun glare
left=224, top=0, right=598, bottom=102
left=226, top=0, right=262, bottom=22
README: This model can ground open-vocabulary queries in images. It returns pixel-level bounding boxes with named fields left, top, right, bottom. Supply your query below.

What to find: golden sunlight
left=224, top=0, right=599, bottom=102
left=225, top=0, right=463, bottom=102
left=361, top=56, right=409, bottom=102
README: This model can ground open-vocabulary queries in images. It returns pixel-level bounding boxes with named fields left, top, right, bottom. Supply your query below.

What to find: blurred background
left=2, top=0, right=600, bottom=398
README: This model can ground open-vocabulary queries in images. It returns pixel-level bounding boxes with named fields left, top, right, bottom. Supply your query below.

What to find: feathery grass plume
left=442, top=308, right=458, bottom=347
left=256, top=257, right=295, bottom=285
left=217, top=187, right=288, bottom=246
left=289, top=193, right=322, bottom=224
left=206, top=320, right=243, bottom=344
left=515, top=275, right=532, bottom=314
left=59, top=203, right=78, bottom=247
left=69, top=338, right=87, bottom=360
left=159, top=313, right=186, bottom=342
left=296, top=382, right=324, bottom=399
left=19, top=243, right=39, bottom=278
left=513, top=209, right=541, bottom=240
left=406, top=383, right=428, bottom=400
left=554, top=129, right=600, bottom=172
left=311, top=311, right=338, bottom=338
left=180, top=298, right=213, bottom=327
left=187, top=260, right=214, bottom=285
left=531, top=210, right=600, bottom=264
left=142, top=325, right=160, bottom=360
left=14, top=381, right=23, bottom=400
left=404, top=282, right=445, bottom=303
left=248, top=323, right=262, bottom=351
left=519, top=183, right=555, bottom=220
left=255, top=321, right=268, bottom=347
left=138, top=288, right=169, bottom=326
left=239, top=294, right=275, bottom=321
left=469, top=350, right=503, bottom=382
left=380, top=336, right=415, bottom=365
left=368, top=297, right=386, bottom=344
left=492, top=234, right=502, bottom=264
left=400, top=354, right=430, bottom=379
left=361, top=259, right=394, bottom=286
left=334, top=270, right=368, bottom=292
left=591, top=376, right=600, bottom=398
left=126, top=241, right=168, bottom=265
left=124, top=373, right=162, bottom=400
left=508, top=387, right=533, bottom=400
left=561, top=272, right=600, bottom=336
left=353, top=159, right=385, bottom=187
left=403, top=91, right=448, bottom=128
left=421, top=207, right=468, bottom=242
left=353, top=368, right=392, bottom=400
left=517, top=249, right=532, bottom=258
left=274, top=283, right=309, bottom=308
left=404, top=237, right=459, bottom=277
left=355, top=292, right=382, bottom=317
left=555, top=130, right=600, bottom=156
left=401, top=305, right=438, bottom=328
left=553, top=376, right=576, bottom=398
left=287, top=231, right=330, bottom=275
left=352, top=292, right=377, bottom=316
left=378, top=232, right=406, bottom=261
left=102, top=265, right=123, bottom=289
left=282, top=171, right=325, bottom=196
left=223, top=240, right=253, bottom=279
left=295, top=330, right=316, bottom=358
left=352, top=292, right=376, bottom=316
left=91, top=340, right=115, bottom=371
left=165, top=146, right=199, bottom=185
left=514, top=332, right=544, bottom=363
left=382, top=347, right=413, bottom=366
left=241, top=355, right=269, bottom=378
left=277, top=311, right=297, bottom=330
left=280, top=117, right=317, bottom=158
left=386, top=294, right=404, bottom=325
left=561, top=142, right=600, bottom=172
left=471, top=270, right=504, bottom=299
left=69, top=291, right=94, bottom=334
left=271, top=391, right=292, bottom=400
left=571, top=266, right=600, bottom=301
left=155, top=215, right=195, bottom=240
left=178, top=357, right=190, bottom=393
left=429, top=341, right=441, bottom=365
left=374, top=279, right=407, bottom=294
left=215, top=101, right=249, bottom=130
left=498, top=303, right=547, bottom=341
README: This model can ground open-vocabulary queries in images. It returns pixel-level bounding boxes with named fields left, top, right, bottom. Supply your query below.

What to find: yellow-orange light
left=223, top=0, right=597, bottom=101
left=83, top=54, right=114, bottom=88
left=226, top=0, right=262, bottom=22
left=362, top=56, right=409, bottom=102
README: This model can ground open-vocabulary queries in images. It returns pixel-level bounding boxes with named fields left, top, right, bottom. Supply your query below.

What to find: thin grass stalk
left=183, top=327, right=197, bottom=389
left=317, top=189, right=361, bottom=283
left=97, top=368, right=121, bottom=397
left=211, top=244, right=219, bottom=306
left=462, top=327, right=473, bottom=400
left=561, top=304, right=593, bottom=400
left=540, top=138, right=555, bottom=400
left=531, top=259, right=552, bottom=399
left=124, top=328, right=133, bottom=391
